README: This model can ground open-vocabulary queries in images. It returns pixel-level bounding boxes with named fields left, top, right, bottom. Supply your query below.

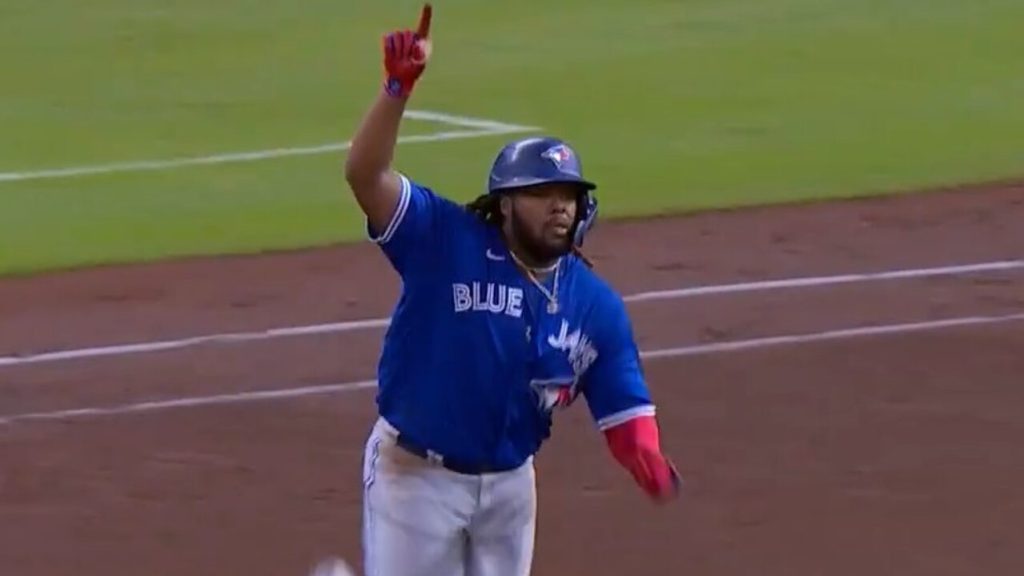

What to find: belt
left=394, top=434, right=517, bottom=476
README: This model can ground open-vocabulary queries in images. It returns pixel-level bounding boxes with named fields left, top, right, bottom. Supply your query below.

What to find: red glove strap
left=603, top=415, right=679, bottom=501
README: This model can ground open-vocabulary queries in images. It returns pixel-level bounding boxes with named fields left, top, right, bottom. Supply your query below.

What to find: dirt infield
left=2, top=182, right=1023, bottom=576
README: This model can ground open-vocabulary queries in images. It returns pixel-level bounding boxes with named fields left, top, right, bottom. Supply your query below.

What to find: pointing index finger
left=416, top=3, right=432, bottom=38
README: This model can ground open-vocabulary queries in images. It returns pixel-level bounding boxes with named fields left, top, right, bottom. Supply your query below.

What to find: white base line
left=2, top=312, right=1022, bottom=426
left=0, top=110, right=539, bottom=183
left=625, top=259, right=1024, bottom=303
left=1, top=258, right=1021, bottom=368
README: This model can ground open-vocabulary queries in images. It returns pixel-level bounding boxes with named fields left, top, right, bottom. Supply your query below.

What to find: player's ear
left=499, top=195, right=512, bottom=219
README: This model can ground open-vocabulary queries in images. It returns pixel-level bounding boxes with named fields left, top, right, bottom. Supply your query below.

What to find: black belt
left=394, top=434, right=517, bottom=476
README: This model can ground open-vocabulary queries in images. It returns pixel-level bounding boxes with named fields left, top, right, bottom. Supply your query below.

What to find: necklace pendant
left=547, top=300, right=559, bottom=314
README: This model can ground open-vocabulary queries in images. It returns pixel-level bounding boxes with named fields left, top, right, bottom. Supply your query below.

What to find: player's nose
left=549, top=203, right=572, bottom=220
left=550, top=193, right=574, bottom=211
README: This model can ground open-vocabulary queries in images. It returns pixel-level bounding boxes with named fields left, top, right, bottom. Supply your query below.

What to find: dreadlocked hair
left=465, top=193, right=503, bottom=226
left=463, top=193, right=594, bottom=268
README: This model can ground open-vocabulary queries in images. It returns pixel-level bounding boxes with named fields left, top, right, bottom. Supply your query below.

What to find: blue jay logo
left=530, top=378, right=578, bottom=413
left=541, top=144, right=578, bottom=175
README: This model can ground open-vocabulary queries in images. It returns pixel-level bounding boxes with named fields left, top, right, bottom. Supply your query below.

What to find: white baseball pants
left=361, top=417, right=537, bottom=576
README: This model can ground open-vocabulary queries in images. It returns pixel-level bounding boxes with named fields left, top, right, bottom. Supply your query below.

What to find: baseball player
left=343, top=5, right=681, bottom=576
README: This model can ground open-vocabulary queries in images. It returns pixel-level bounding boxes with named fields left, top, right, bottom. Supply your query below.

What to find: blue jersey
left=367, top=174, right=656, bottom=471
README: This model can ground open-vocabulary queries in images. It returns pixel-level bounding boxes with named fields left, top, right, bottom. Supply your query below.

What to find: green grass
left=2, top=0, right=1024, bottom=275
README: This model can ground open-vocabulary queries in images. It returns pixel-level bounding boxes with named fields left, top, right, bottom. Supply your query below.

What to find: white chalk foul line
left=2, top=312, right=1022, bottom=426
left=0, top=110, right=539, bottom=183
left=640, top=312, right=1024, bottom=359
left=624, top=259, right=1024, bottom=303
left=403, top=110, right=536, bottom=132
left=0, top=318, right=392, bottom=367
left=1, top=258, right=1021, bottom=368
left=0, top=380, right=379, bottom=426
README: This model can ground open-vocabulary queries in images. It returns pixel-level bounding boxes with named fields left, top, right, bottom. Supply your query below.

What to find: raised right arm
left=343, top=4, right=433, bottom=235
left=344, top=94, right=409, bottom=235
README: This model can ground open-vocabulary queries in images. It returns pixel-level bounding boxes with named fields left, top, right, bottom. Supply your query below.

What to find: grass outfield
left=2, top=0, right=1023, bottom=275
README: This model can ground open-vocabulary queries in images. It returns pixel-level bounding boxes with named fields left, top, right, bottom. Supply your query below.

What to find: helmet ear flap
left=572, top=192, right=598, bottom=248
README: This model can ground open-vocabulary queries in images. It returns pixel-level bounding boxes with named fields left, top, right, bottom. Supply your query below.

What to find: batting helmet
left=486, top=136, right=599, bottom=248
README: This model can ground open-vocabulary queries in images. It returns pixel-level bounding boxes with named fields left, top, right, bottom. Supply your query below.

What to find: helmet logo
left=541, top=144, right=578, bottom=175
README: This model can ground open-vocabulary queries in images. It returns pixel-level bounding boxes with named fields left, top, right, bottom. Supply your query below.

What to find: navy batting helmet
left=486, top=136, right=599, bottom=248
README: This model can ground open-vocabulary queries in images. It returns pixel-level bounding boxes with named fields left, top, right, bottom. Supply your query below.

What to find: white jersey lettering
left=452, top=282, right=524, bottom=318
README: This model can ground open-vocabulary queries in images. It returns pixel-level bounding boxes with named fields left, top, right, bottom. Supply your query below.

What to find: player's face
left=503, top=182, right=580, bottom=264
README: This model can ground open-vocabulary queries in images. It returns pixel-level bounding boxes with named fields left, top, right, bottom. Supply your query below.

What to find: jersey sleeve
left=365, top=173, right=456, bottom=276
left=580, top=292, right=657, bottom=431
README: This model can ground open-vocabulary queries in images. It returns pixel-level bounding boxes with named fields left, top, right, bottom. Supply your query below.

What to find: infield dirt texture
left=2, top=181, right=1023, bottom=575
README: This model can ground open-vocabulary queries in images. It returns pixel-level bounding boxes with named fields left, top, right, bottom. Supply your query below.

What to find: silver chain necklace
left=508, top=250, right=561, bottom=314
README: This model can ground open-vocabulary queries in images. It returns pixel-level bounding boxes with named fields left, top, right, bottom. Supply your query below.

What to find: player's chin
left=547, top=239, right=574, bottom=258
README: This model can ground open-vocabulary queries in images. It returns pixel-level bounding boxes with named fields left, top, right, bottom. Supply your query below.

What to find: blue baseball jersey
left=367, top=174, right=656, bottom=471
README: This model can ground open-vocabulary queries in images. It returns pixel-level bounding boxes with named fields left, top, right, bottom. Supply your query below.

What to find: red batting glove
left=603, top=415, right=682, bottom=503
left=382, top=4, right=433, bottom=98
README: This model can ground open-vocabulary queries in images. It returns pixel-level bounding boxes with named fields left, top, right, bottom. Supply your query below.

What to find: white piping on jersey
left=597, top=404, right=657, bottom=431
left=369, top=174, right=412, bottom=245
